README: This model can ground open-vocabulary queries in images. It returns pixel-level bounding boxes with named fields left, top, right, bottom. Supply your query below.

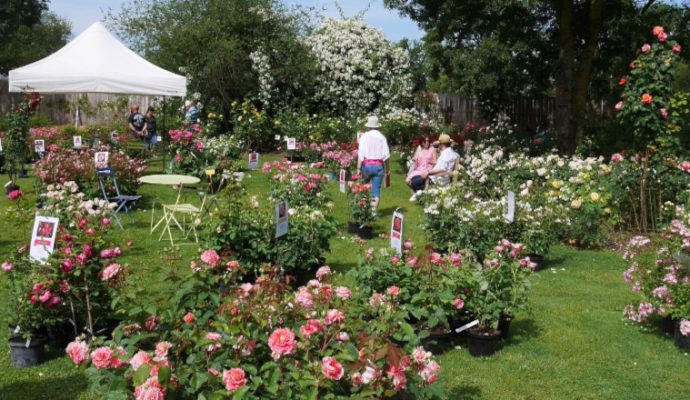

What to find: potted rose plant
left=347, top=176, right=375, bottom=239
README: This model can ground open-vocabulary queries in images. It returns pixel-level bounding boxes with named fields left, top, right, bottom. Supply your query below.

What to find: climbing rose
left=268, top=328, right=297, bottom=359
left=130, top=350, right=152, bottom=371
left=223, top=368, right=247, bottom=392
left=200, top=249, right=220, bottom=267
left=90, top=347, right=114, bottom=369
left=66, top=340, right=89, bottom=365
left=321, top=356, right=344, bottom=380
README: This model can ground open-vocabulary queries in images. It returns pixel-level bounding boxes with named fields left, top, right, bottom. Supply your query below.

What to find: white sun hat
left=364, top=116, right=381, bottom=129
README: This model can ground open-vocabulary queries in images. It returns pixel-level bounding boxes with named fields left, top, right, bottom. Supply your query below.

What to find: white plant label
left=286, top=137, right=296, bottom=150
left=455, top=319, right=479, bottom=333
left=73, top=136, right=82, bottom=149
left=504, top=190, right=515, bottom=223
left=275, top=200, right=289, bottom=238
left=339, top=169, right=346, bottom=193
left=248, top=152, right=259, bottom=169
left=390, top=210, right=404, bottom=255
left=30, top=216, right=59, bottom=264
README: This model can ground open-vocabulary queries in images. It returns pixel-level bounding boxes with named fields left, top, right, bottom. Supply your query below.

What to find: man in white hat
left=412, top=133, right=458, bottom=201
left=184, top=100, right=199, bottom=125
left=357, top=116, right=390, bottom=214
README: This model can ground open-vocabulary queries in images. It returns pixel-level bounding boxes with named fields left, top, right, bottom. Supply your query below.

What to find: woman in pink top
left=405, top=136, right=437, bottom=195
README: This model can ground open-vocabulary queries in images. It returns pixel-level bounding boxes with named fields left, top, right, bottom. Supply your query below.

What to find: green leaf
left=157, top=366, right=172, bottom=385
left=133, top=365, right=151, bottom=387
left=232, top=386, right=250, bottom=400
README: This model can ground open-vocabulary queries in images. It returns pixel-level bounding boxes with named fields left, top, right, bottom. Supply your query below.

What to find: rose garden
left=2, top=2, right=690, bottom=399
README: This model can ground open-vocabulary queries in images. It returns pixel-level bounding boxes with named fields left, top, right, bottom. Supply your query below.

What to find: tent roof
left=8, top=22, right=186, bottom=96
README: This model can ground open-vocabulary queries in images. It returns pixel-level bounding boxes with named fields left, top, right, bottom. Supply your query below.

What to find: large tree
left=0, top=0, right=71, bottom=75
left=105, top=0, right=316, bottom=113
left=384, top=0, right=690, bottom=153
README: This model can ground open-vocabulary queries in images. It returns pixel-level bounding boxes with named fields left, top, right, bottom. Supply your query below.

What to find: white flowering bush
left=305, top=17, right=414, bottom=119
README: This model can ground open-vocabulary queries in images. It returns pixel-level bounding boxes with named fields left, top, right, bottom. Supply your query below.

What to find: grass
left=1, top=154, right=689, bottom=399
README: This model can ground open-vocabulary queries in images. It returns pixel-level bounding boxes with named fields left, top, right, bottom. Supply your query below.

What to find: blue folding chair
left=97, top=167, right=142, bottom=228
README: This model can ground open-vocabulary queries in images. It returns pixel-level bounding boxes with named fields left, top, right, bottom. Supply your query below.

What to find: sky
left=49, top=0, right=425, bottom=42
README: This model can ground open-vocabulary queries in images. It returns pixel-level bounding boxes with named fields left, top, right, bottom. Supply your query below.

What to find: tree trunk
left=554, top=0, right=576, bottom=154
left=572, top=0, right=604, bottom=148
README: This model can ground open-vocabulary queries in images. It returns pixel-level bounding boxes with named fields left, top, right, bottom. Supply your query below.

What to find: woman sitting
left=405, top=136, right=437, bottom=201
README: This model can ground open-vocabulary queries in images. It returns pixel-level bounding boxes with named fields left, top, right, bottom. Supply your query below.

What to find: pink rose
left=641, top=44, right=651, bottom=53
left=129, top=350, right=152, bottom=371
left=101, top=218, right=111, bottom=226
left=90, top=346, right=114, bottom=369
left=200, top=249, right=220, bottom=267
left=453, top=296, right=465, bottom=310
left=419, top=360, right=441, bottom=384
left=154, top=341, right=173, bottom=359
left=680, top=320, right=690, bottom=336
left=325, top=309, right=345, bottom=325
left=660, top=108, right=668, bottom=119
left=134, top=377, right=165, bottom=400
left=226, top=260, right=240, bottom=270
left=614, top=101, right=623, bottom=111
left=208, top=368, right=220, bottom=376
left=412, top=347, right=431, bottom=364
left=7, top=190, right=22, bottom=201
left=390, top=256, right=400, bottom=264
left=658, top=31, right=668, bottom=42
left=66, top=340, right=89, bottom=365
left=335, top=286, right=351, bottom=299
left=61, top=259, right=75, bottom=274
left=386, top=364, right=407, bottom=390
left=299, top=319, right=324, bottom=338
left=321, top=356, right=344, bottom=380
left=295, top=288, right=313, bottom=309
left=403, top=240, right=413, bottom=250
left=222, top=368, right=247, bottom=392
left=100, top=263, right=121, bottom=280
left=315, top=266, right=331, bottom=281
left=653, top=26, right=664, bottom=36
left=386, top=286, right=401, bottom=297
left=673, top=43, right=681, bottom=54
left=183, top=312, right=195, bottom=324
left=610, top=153, right=623, bottom=163
left=2, top=261, right=13, bottom=272
left=429, top=252, right=443, bottom=264
left=681, top=161, right=690, bottom=172
left=268, top=328, right=297, bottom=359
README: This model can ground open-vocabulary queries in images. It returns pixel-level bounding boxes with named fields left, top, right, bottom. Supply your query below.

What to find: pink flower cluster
left=29, top=282, right=61, bottom=308
left=7, top=190, right=22, bottom=201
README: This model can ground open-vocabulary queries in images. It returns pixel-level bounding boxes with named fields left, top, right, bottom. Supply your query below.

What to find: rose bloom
left=299, top=319, right=324, bottom=338
left=183, top=312, right=195, bottom=324
left=658, top=31, right=668, bottom=42
left=681, top=161, right=690, bottom=172
left=315, top=265, right=331, bottom=280
left=673, top=43, right=681, bottom=54
left=321, top=356, right=344, bottom=380
left=641, top=43, right=651, bottom=53
left=335, top=286, right=352, bottom=299
left=680, top=320, right=690, bottom=336
left=610, top=153, right=623, bottom=163
left=386, top=286, right=401, bottom=297
left=419, top=360, right=441, bottom=384
left=134, top=377, right=165, bottom=400
left=268, top=328, right=297, bottom=359
left=2, top=261, right=13, bottom=272
left=653, top=25, right=664, bottom=36
left=295, top=288, right=313, bottom=309
left=200, top=249, right=220, bottom=267
left=618, top=78, right=626, bottom=86
left=226, top=260, right=240, bottom=270
left=387, top=364, right=407, bottom=391
left=7, top=190, right=22, bottom=201
left=641, top=93, right=653, bottom=104
left=429, top=252, right=443, bottom=264
left=223, top=368, right=247, bottom=392
left=614, top=101, right=623, bottom=111
left=412, top=347, right=431, bottom=364
left=130, top=350, right=152, bottom=371
left=100, top=263, right=121, bottom=281
left=453, top=296, right=465, bottom=310
left=325, top=309, right=345, bottom=325
left=90, top=346, right=114, bottom=369
left=155, top=341, right=173, bottom=358
left=66, top=340, right=89, bottom=365
left=403, top=240, right=414, bottom=250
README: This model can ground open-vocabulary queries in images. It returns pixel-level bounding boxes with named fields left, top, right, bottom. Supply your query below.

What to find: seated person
left=406, top=136, right=437, bottom=200
left=409, top=134, right=458, bottom=201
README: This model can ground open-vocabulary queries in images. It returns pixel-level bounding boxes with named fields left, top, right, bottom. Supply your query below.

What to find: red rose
left=641, top=93, right=653, bottom=104
left=321, top=356, right=344, bottom=380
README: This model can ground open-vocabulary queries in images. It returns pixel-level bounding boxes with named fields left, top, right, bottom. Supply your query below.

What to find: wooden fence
left=434, top=93, right=556, bottom=132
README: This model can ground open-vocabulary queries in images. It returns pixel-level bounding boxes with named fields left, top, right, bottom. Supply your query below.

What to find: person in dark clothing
left=144, top=106, right=157, bottom=152
left=128, top=105, right=147, bottom=139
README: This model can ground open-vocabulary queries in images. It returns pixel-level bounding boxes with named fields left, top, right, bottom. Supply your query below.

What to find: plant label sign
left=111, top=131, right=119, bottom=143
left=274, top=134, right=281, bottom=141
left=0, top=138, right=3, bottom=152
left=455, top=319, right=479, bottom=333
left=390, top=210, right=404, bottom=255
left=339, top=169, right=346, bottom=193
left=275, top=200, right=289, bottom=238
left=248, top=152, right=259, bottom=169
left=34, top=139, right=45, bottom=154
left=73, top=136, right=82, bottom=149
left=30, top=216, right=59, bottom=264
left=95, top=152, right=109, bottom=169
left=504, top=190, right=515, bottom=223
left=286, top=137, right=296, bottom=151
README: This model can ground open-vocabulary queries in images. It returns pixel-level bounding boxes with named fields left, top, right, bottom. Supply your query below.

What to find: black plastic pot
left=17, top=169, right=28, bottom=178
left=47, top=321, right=77, bottom=350
left=4, top=182, right=19, bottom=194
left=527, top=253, right=544, bottom=272
left=674, top=322, right=690, bottom=349
left=498, top=317, right=512, bottom=339
left=357, top=225, right=374, bottom=240
left=467, top=327, right=501, bottom=357
left=347, top=221, right=358, bottom=234
left=661, top=316, right=675, bottom=335
left=9, top=335, right=47, bottom=368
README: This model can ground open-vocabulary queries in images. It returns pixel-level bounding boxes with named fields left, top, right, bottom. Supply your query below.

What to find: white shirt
left=430, top=147, right=458, bottom=186
left=358, top=129, right=390, bottom=162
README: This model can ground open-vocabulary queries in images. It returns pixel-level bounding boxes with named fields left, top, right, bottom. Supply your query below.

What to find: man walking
left=357, top=116, right=390, bottom=215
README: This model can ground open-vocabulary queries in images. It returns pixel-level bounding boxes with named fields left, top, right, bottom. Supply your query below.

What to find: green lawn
left=1, top=154, right=689, bottom=399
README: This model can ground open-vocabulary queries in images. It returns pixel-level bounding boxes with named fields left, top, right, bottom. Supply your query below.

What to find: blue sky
left=49, top=0, right=424, bottom=42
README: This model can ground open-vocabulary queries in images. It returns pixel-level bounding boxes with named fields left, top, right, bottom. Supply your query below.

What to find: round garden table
left=139, top=174, right=202, bottom=240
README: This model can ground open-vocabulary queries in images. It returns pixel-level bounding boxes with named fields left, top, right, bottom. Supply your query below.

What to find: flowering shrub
left=622, top=221, right=690, bottom=329
left=354, top=244, right=473, bottom=332
left=33, top=146, right=146, bottom=198
left=73, top=256, right=444, bottom=399
left=202, top=184, right=337, bottom=276
left=264, top=161, right=330, bottom=208
left=305, top=17, right=414, bottom=119
left=347, top=177, right=375, bottom=225
left=4, top=92, right=41, bottom=181
left=322, top=149, right=355, bottom=173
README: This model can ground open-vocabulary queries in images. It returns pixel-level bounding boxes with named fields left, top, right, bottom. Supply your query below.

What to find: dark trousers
left=410, top=175, right=426, bottom=191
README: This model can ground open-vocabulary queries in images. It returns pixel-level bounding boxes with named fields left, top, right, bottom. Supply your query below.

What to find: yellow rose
left=548, top=190, right=557, bottom=197
left=551, top=180, right=562, bottom=190
left=571, top=199, right=582, bottom=209
left=604, top=207, right=611, bottom=215
left=601, top=165, right=611, bottom=174
left=590, top=192, right=600, bottom=201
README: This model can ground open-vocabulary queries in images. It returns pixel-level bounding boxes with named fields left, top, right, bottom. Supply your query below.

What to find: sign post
left=390, top=208, right=404, bottom=255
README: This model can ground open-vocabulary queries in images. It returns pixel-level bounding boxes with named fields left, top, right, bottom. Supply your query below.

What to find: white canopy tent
left=8, top=21, right=186, bottom=97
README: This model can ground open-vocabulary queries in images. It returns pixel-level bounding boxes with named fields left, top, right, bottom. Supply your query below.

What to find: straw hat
left=364, top=116, right=381, bottom=129
left=433, top=134, right=454, bottom=145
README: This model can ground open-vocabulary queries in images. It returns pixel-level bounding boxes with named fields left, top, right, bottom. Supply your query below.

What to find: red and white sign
left=390, top=209, right=403, bottom=255
left=248, top=152, right=259, bottom=169
left=30, top=216, right=59, bottom=264
left=286, top=137, right=296, bottom=150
